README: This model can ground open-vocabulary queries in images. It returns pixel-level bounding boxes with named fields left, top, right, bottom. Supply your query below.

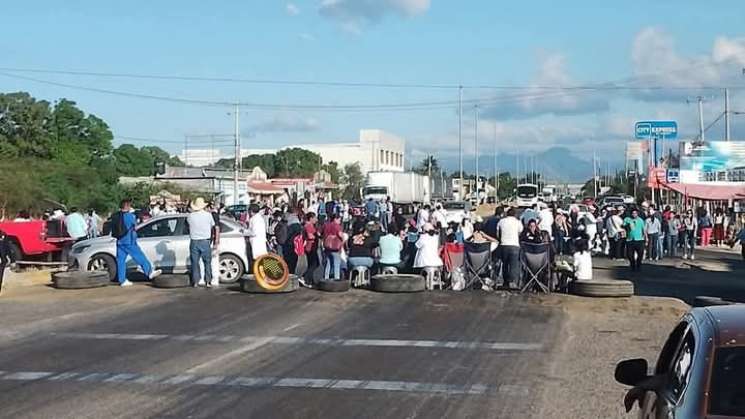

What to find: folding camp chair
left=464, top=241, right=494, bottom=290
left=440, top=242, right=465, bottom=290
left=519, top=241, right=552, bottom=294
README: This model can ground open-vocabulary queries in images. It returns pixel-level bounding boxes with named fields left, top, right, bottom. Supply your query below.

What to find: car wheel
left=7, top=239, right=22, bottom=263
left=88, top=253, right=117, bottom=282
left=219, top=254, right=244, bottom=283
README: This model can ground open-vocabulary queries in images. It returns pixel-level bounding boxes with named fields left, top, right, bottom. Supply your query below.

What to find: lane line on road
left=53, top=332, right=542, bottom=351
left=0, top=370, right=510, bottom=396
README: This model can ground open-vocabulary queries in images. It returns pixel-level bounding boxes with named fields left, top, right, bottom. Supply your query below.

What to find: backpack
left=110, top=211, right=129, bottom=239
left=293, top=233, right=306, bottom=256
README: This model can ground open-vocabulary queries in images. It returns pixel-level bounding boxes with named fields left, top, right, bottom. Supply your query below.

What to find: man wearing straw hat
left=187, top=197, right=216, bottom=287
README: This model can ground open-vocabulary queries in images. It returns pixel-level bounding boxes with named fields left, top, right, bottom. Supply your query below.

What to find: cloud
left=629, top=27, right=745, bottom=102
left=480, top=53, right=610, bottom=120
left=319, top=0, right=430, bottom=32
left=247, top=114, right=320, bottom=134
left=286, top=3, right=301, bottom=16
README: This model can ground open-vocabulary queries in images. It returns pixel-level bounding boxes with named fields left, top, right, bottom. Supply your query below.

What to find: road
left=0, top=284, right=563, bottom=418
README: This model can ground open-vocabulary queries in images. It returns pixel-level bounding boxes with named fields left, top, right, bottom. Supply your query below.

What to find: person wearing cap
left=187, top=197, right=216, bottom=287
left=413, top=223, right=443, bottom=269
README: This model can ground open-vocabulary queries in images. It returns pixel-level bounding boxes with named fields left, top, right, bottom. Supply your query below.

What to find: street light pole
left=458, top=86, right=463, bottom=199
left=474, top=104, right=479, bottom=202
left=233, top=103, right=240, bottom=205
left=725, top=88, right=731, bottom=142
left=494, top=121, right=498, bottom=201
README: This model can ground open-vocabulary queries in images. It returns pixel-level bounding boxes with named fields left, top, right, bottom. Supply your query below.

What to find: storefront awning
left=661, top=182, right=745, bottom=201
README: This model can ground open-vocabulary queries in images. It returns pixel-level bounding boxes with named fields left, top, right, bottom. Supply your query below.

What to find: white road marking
left=185, top=337, right=275, bottom=374
left=282, top=323, right=303, bottom=332
left=0, top=370, right=513, bottom=396
left=54, top=332, right=542, bottom=351
left=4, top=371, right=53, bottom=380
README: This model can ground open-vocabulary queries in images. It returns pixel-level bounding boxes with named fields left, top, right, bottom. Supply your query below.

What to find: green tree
left=275, top=148, right=321, bottom=177
left=113, top=144, right=154, bottom=177
left=241, top=154, right=276, bottom=177
left=341, top=163, right=364, bottom=201
left=141, top=146, right=184, bottom=167
left=414, top=156, right=440, bottom=176
left=323, top=161, right=342, bottom=184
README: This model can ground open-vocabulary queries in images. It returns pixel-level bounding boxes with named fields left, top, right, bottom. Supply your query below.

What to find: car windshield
left=709, top=347, right=745, bottom=417
left=364, top=187, right=387, bottom=195
left=443, top=202, right=465, bottom=210
left=517, top=186, right=537, bottom=198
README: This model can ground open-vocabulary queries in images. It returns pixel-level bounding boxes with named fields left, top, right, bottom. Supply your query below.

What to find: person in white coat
left=247, top=204, right=268, bottom=260
left=414, top=223, right=443, bottom=269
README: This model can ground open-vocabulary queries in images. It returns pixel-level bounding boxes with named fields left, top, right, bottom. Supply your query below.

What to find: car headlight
left=72, top=244, right=91, bottom=254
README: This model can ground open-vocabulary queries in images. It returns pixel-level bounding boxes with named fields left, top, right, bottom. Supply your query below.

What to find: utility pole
left=474, top=104, right=479, bottom=201
left=697, top=96, right=705, bottom=142
left=184, top=135, right=189, bottom=166
left=233, top=103, right=240, bottom=206
left=725, top=88, right=731, bottom=141
left=493, top=121, right=498, bottom=201
left=593, top=150, right=598, bottom=198
left=458, top=86, right=463, bottom=199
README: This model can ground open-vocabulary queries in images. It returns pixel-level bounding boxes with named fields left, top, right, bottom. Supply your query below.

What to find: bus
left=516, top=183, right=539, bottom=208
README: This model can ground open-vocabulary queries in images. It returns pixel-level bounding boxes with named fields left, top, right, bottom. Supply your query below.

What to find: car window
left=709, top=347, right=745, bottom=416
left=656, top=321, right=688, bottom=375
left=219, top=221, right=233, bottom=233
left=666, top=331, right=695, bottom=402
left=138, top=218, right=183, bottom=238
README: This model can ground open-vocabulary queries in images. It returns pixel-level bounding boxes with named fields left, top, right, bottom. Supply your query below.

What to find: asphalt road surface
left=0, top=285, right=563, bottom=418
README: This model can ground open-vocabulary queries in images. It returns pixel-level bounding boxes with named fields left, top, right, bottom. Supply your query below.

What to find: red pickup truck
left=0, top=220, right=74, bottom=261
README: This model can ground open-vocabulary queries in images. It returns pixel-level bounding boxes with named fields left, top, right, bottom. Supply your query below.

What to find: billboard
left=679, top=141, right=745, bottom=184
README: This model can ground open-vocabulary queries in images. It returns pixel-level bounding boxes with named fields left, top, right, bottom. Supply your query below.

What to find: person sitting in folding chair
left=441, top=238, right=465, bottom=290
left=464, top=240, right=496, bottom=291
left=519, top=240, right=553, bottom=294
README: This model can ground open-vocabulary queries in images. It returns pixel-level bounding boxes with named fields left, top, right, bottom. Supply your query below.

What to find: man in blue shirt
left=65, top=207, right=88, bottom=242
left=116, top=199, right=161, bottom=287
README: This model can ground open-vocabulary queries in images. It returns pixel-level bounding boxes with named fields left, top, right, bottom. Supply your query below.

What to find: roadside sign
left=635, top=121, right=678, bottom=140
left=647, top=167, right=667, bottom=188
left=666, top=169, right=679, bottom=183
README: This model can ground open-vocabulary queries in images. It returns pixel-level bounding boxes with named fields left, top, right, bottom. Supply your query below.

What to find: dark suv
left=615, top=305, right=745, bottom=418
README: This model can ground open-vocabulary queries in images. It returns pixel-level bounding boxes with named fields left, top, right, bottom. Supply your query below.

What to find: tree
left=113, top=144, right=154, bottom=177
left=323, top=161, right=342, bottom=184
left=414, top=156, right=440, bottom=176
left=340, top=163, right=364, bottom=201
left=241, top=154, right=276, bottom=177
left=274, top=148, right=322, bottom=177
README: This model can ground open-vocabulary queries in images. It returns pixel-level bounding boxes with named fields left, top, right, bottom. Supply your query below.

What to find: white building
left=179, top=129, right=406, bottom=175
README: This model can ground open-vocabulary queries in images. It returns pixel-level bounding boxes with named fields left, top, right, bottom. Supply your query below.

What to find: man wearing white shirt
left=416, top=205, right=431, bottom=231
left=497, top=208, right=523, bottom=289
left=247, top=204, right=268, bottom=260
left=538, top=204, right=554, bottom=239
left=187, top=198, right=215, bottom=287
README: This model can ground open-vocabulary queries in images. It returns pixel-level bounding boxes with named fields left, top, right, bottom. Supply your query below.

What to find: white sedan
left=68, top=214, right=249, bottom=283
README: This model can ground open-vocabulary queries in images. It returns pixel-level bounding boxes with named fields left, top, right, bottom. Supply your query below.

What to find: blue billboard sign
left=635, top=121, right=678, bottom=140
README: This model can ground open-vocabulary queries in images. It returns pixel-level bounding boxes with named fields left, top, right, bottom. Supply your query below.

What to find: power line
left=115, top=135, right=233, bottom=145
left=1, top=64, right=742, bottom=90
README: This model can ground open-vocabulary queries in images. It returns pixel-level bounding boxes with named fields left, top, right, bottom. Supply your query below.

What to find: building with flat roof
left=179, top=129, right=406, bottom=175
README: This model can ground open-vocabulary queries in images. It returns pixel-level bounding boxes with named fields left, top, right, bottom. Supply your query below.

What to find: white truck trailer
left=362, top=171, right=430, bottom=212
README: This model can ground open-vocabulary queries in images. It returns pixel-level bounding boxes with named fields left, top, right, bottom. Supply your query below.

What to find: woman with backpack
left=321, top=214, right=344, bottom=280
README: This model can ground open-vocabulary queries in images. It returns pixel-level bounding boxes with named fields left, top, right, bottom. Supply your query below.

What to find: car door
left=135, top=217, right=186, bottom=273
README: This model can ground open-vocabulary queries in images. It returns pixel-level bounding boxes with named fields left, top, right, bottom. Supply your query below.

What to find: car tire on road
left=569, top=279, right=634, bottom=298
left=52, top=271, right=110, bottom=290
left=219, top=254, right=244, bottom=283
left=371, top=274, right=425, bottom=293
left=152, top=275, right=191, bottom=289
left=7, top=240, right=23, bottom=263
left=692, top=296, right=733, bottom=307
left=317, top=279, right=351, bottom=292
left=88, top=253, right=117, bottom=282
left=240, top=274, right=299, bottom=294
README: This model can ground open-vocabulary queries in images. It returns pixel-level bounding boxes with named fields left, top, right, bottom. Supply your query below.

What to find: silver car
left=68, top=214, right=249, bottom=283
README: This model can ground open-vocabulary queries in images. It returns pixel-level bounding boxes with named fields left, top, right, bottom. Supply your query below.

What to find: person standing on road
left=605, top=208, right=624, bottom=260
left=113, top=199, right=161, bottom=287
left=665, top=212, right=681, bottom=259
left=645, top=212, right=662, bottom=261
left=247, top=204, right=268, bottom=263
left=682, top=210, right=698, bottom=260
left=86, top=209, right=102, bottom=239
left=623, top=209, right=646, bottom=271
left=0, top=229, right=15, bottom=295
left=187, top=197, right=215, bottom=288
left=321, top=214, right=344, bottom=280
left=303, top=212, right=320, bottom=286
left=497, top=208, right=523, bottom=288
left=698, top=209, right=713, bottom=247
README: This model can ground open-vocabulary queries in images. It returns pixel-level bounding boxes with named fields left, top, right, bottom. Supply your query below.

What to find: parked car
left=442, top=201, right=472, bottom=224
left=0, top=219, right=74, bottom=262
left=598, top=195, right=626, bottom=208
left=68, top=214, right=249, bottom=283
left=615, top=304, right=745, bottom=418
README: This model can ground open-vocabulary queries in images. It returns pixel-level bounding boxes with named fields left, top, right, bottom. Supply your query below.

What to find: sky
left=2, top=0, right=745, bottom=171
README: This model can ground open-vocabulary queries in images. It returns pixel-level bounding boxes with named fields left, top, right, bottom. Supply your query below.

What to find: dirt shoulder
left=533, top=294, right=689, bottom=418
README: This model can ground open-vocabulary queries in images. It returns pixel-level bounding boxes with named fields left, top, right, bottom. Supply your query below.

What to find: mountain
left=436, top=146, right=603, bottom=183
